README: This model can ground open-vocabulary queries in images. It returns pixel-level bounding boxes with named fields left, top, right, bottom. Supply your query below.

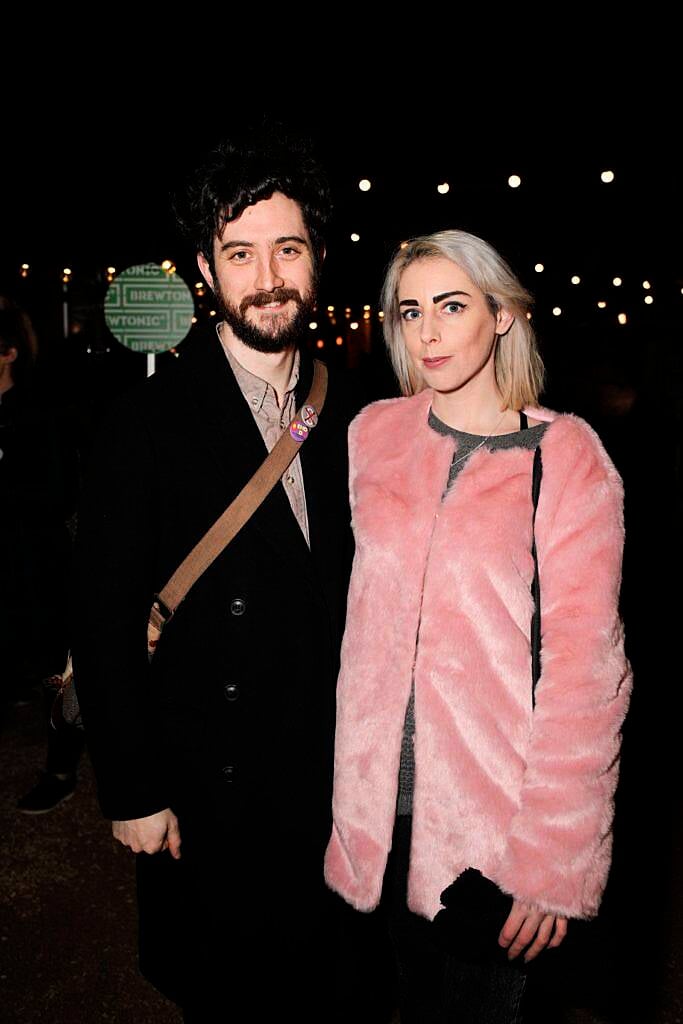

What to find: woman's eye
left=443, top=301, right=465, bottom=314
left=400, top=308, right=422, bottom=322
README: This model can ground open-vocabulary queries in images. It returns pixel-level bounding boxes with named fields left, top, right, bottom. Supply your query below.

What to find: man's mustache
left=239, top=288, right=303, bottom=315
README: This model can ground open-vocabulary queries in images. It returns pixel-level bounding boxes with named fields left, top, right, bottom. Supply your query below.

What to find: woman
left=325, top=231, right=632, bottom=1022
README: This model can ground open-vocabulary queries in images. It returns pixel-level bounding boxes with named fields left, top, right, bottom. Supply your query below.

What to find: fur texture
left=324, top=389, right=632, bottom=921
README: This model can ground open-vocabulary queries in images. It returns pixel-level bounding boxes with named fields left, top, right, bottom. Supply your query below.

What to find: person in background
left=325, top=230, right=632, bottom=1024
left=0, top=298, right=82, bottom=812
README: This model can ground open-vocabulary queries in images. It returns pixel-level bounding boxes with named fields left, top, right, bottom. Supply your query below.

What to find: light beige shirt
left=217, top=324, right=310, bottom=547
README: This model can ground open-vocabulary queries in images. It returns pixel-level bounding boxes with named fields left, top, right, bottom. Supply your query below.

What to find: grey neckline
left=428, top=407, right=547, bottom=443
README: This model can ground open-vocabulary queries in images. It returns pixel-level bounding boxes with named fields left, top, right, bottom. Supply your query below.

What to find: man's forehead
left=217, top=192, right=308, bottom=245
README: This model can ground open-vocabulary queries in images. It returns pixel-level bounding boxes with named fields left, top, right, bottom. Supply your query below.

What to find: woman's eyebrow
left=432, top=290, right=471, bottom=303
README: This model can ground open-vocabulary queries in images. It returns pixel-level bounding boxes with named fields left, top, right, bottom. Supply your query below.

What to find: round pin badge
left=301, top=404, right=319, bottom=429
left=290, top=420, right=309, bottom=443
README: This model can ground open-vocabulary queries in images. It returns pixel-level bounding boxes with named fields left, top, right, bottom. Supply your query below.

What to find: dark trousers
left=352, top=815, right=528, bottom=1024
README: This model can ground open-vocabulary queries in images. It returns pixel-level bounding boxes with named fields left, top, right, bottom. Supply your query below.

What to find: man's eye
left=229, top=250, right=250, bottom=262
left=279, top=246, right=300, bottom=257
left=400, top=308, right=421, bottom=322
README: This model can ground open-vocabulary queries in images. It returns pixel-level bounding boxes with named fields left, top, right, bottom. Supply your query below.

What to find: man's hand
left=498, top=899, right=567, bottom=962
left=112, top=808, right=182, bottom=859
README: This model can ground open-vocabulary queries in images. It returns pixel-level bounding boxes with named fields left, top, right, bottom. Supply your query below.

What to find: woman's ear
left=495, top=307, right=515, bottom=336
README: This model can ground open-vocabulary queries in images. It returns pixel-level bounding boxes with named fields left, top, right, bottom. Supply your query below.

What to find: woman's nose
left=419, top=310, right=440, bottom=345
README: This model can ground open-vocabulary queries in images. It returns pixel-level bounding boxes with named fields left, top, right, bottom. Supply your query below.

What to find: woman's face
left=397, top=257, right=513, bottom=396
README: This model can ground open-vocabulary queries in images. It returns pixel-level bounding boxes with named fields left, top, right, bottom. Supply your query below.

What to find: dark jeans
left=383, top=815, right=527, bottom=1024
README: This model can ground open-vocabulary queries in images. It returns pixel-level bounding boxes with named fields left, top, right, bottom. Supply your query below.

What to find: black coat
left=73, top=329, right=353, bottom=1005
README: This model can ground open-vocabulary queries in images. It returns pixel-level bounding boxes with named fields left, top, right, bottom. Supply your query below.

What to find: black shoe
left=17, top=772, right=76, bottom=814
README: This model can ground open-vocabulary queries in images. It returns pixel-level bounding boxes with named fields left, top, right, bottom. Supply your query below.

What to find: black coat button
left=220, top=765, right=236, bottom=782
left=224, top=683, right=240, bottom=702
left=230, top=598, right=246, bottom=616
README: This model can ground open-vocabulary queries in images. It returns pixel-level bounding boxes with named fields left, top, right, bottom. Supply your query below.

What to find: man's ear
left=197, top=251, right=214, bottom=290
left=496, top=307, right=515, bottom=337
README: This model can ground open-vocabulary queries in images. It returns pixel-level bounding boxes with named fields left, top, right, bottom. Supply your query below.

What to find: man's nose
left=253, top=255, right=285, bottom=293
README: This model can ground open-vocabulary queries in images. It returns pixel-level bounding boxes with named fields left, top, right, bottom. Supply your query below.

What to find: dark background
left=1, top=69, right=681, bottom=1020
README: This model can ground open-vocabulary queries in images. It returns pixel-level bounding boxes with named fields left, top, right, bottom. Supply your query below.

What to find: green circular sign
left=104, top=263, right=195, bottom=354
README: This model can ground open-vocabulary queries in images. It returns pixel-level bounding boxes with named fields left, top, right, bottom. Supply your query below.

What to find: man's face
left=197, top=192, right=318, bottom=353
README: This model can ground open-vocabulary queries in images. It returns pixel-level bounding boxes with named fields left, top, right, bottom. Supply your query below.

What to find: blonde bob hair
left=381, top=230, right=545, bottom=408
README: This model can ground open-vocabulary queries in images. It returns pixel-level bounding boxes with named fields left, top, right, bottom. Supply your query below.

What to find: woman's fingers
left=522, top=914, right=555, bottom=962
left=499, top=901, right=569, bottom=961
left=548, top=917, right=568, bottom=948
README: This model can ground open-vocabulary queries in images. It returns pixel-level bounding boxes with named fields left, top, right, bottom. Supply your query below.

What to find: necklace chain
left=449, top=409, right=507, bottom=468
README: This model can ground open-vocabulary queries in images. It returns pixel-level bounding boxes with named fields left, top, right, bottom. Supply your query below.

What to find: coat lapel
left=178, top=327, right=316, bottom=588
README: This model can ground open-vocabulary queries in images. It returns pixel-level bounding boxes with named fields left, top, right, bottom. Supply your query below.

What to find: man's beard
left=214, top=279, right=318, bottom=354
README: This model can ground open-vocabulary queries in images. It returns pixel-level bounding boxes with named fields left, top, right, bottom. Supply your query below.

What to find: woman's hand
left=498, top=900, right=567, bottom=962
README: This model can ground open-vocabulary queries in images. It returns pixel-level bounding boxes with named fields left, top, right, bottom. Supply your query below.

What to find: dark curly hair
left=173, top=122, right=331, bottom=278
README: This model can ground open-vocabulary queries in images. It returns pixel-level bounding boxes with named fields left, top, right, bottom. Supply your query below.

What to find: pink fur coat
left=324, top=388, right=632, bottom=922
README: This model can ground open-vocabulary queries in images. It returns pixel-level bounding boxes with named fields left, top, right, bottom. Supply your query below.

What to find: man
left=73, top=129, right=353, bottom=1021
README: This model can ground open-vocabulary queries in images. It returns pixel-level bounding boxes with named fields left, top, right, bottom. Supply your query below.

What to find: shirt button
left=230, top=597, right=246, bottom=616
left=224, top=683, right=240, bottom=702
left=251, top=397, right=259, bottom=406
left=286, top=475, right=295, bottom=485
left=220, top=765, right=236, bottom=782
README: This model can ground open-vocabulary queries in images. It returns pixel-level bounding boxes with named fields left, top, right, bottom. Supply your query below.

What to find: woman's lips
left=422, top=356, right=451, bottom=368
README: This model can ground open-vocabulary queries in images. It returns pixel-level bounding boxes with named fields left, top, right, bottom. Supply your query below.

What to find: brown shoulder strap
left=154, top=359, right=327, bottom=620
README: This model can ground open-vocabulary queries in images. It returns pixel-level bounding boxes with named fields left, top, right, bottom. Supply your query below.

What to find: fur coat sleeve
left=492, top=415, right=633, bottom=918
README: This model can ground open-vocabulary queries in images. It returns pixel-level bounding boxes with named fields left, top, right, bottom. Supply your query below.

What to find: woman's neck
left=430, top=386, right=519, bottom=436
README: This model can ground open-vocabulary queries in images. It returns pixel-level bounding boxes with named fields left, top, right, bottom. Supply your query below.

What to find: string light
left=358, top=179, right=371, bottom=192
left=161, top=260, right=173, bottom=271
left=191, top=316, right=198, bottom=324
left=350, top=322, right=359, bottom=330
left=209, top=310, right=217, bottom=317
left=437, top=183, right=450, bottom=194
left=601, top=170, right=615, bottom=183
left=617, top=313, right=627, bottom=324
left=378, top=311, right=385, bottom=320
left=508, top=175, right=522, bottom=188
left=350, top=233, right=360, bottom=242
left=363, top=304, right=371, bottom=311
left=534, top=264, right=544, bottom=273
left=597, top=301, right=607, bottom=309
left=552, top=307, right=562, bottom=317
left=644, top=295, right=654, bottom=305
left=20, top=263, right=29, bottom=278
left=309, top=321, right=318, bottom=330
left=612, top=277, right=622, bottom=287
left=327, top=305, right=335, bottom=312
left=316, top=339, right=324, bottom=349
left=336, top=337, right=343, bottom=346
left=571, top=276, right=581, bottom=285
left=62, top=267, right=72, bottom=284
left=642, top=280, right=651, bottom=290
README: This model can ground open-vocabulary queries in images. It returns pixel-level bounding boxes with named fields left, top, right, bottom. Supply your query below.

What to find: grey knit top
left=396, top=409, right=549, bottom=817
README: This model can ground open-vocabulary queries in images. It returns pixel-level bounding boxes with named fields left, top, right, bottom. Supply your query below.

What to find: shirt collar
left=216, top=321, right=300, bottom=413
